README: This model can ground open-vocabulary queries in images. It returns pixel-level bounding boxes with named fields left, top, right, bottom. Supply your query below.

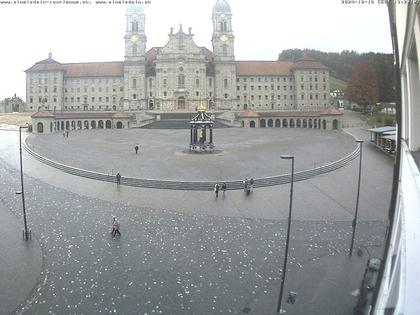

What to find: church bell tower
left=212, top=0, right=234, bottom=61
left=125, top=4, right=146, bottom=61
left=124, top=4, right=147, bottom=110
left=212, top=0, right=236, bottom=110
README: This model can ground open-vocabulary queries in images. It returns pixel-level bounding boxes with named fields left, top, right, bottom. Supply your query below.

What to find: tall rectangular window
left=224, top=78, right=228, bottom=89
left=133, top=78, right=137, bottom=88
left=178, top=75, right=185, bottom=88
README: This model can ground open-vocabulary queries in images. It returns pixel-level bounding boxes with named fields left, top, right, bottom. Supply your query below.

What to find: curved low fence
left=24, top=141, right=360, bottom=191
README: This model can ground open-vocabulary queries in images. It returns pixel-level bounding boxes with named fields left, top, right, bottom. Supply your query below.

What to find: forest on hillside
left=278, top=49, right=395, bottom=102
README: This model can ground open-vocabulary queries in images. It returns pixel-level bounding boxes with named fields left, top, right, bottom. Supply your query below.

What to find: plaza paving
left=26, top=128, right=357, bottom=181
left=0, top=117, right=394, bottom=314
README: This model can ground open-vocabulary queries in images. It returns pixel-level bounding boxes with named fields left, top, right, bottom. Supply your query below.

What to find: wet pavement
left=26, top=128, right=356, bottom=181
left=0, top=201, right=42, bottom=315
left=0, top=121, right=393, bottom=314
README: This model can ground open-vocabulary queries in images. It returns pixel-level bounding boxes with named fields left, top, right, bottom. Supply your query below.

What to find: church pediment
left=158, top=25, right=203, bottom=58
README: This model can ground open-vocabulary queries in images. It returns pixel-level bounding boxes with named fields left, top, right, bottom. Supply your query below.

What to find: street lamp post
left=18, top=125, right=30, bottom=240
left=349, top=140, right=364, bottom=255
left=276, top=155, right=295, bottom=314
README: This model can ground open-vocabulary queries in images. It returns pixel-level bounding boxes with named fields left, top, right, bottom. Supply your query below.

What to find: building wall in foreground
left=374, top=5, right=420, bottom=314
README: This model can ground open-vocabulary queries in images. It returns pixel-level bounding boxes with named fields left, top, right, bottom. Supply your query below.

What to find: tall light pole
left=276, top=155, right=295, bottom=314
left=349, top=140, right=364, bottom=255
left=18, top=125, right=30, bottom=240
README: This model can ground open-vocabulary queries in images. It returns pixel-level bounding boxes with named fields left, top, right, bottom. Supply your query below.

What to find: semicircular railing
left=24, top=140, right=360, bottom=191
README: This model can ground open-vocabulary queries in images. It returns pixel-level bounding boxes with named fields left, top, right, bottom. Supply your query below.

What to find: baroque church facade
left=25, top=0, right=331, bottom=114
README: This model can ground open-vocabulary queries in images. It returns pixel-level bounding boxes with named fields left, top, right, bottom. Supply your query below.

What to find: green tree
left=278, top=49, right=395, bottom=101
left=346, top=60, right=379, bottom=112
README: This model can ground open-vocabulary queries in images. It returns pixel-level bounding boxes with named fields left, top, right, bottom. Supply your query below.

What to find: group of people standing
left=213, top=182, right=227, bottom=198
left=243, top=178, right=254, bottom=195
left=214, top=178, right=255, bottom=197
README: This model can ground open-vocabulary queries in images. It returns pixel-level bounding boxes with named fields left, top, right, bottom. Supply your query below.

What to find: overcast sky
left=0, top=0, right=392, bottom=101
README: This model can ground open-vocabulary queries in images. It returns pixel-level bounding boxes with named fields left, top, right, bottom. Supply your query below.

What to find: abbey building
left=25, top=0, right=330, bottom=113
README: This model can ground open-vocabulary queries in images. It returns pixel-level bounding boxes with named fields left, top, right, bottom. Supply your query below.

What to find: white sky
left=0, top=0, right=392, bottom=100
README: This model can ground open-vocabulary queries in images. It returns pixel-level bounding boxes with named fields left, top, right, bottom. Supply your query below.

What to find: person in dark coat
left=111, top=216, right=117, bottom=235
left=221, top=182, right=227, bottom=196
left=243, top=178, right=248, bottom=193
left=116, top=172, right=121, bottom=185
left=134, top=145, right=139, bottom=154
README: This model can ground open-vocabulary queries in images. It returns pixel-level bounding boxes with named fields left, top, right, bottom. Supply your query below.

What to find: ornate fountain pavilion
left=189, top=104, right=215, bottom=152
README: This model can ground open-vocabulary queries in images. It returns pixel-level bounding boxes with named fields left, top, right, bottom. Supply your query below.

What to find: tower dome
left=127, top=4, right=144, bottom=14
left=212, top=0, right=231, bottom=14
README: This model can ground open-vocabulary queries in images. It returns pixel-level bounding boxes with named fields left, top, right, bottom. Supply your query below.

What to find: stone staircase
left=141, top=112, right=230, bottom=129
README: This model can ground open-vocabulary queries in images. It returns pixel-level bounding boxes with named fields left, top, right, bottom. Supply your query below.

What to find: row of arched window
left=36, top=120, right=126, bottom=133
left=242, top=118, right=339, bottom=130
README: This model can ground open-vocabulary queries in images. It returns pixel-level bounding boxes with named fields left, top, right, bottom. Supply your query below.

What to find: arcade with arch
left=31, top=111, right=132, bottom=134
left=239, top=107, right=343, bottom=131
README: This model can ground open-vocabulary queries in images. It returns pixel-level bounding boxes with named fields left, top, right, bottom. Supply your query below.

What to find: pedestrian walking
left=116, top=172, right=121, bottom=185
left=134, top=145, right=139, bottom=154
left=63, top=132, right=66, bottom=138
left=243, top=178, right=251, bottom=195
left=214, top=183, right=220, bottom=198
left=66, top=130, right=69, bottom=137
left=243, top=178, right=248, bottom=193
left=111, top=216, right=117, bottom=235
left=221, top=182, right=227, bottom=196
left=112, top=217, right=121, bottom=237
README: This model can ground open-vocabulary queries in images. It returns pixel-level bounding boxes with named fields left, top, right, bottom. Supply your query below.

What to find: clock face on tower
left=131, top=35, right=139, bottom=43
left=220, top=35, right=228, bottom=42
